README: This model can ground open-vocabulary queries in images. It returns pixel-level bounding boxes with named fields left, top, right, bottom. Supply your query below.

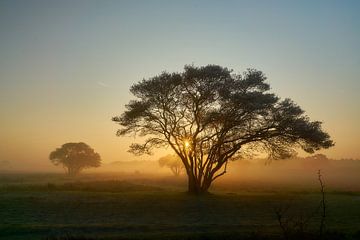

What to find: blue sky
left=0, top=0, right=359, bottom=167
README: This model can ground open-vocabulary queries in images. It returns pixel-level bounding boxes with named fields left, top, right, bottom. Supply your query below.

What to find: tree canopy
left=158, top=154, right=184, bottom=176
left=49, top=142, right=101, bottom=176
left=113, top=65, right=334, bottom=194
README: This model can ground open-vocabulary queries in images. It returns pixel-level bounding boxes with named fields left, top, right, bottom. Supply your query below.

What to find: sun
left=184, top=141, right=190, bottom=148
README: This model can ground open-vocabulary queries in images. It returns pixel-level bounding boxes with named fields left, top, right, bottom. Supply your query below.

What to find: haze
left=1, top=0, right=360, bottom=172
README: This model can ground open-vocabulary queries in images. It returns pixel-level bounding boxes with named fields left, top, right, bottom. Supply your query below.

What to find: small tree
left=274, top=170, right=327, bottom=239
left=49, top=142, right=101, bottom=176
left=159, top=154, right=184, bottom=176
left=113, top=65, right=334, bottom=194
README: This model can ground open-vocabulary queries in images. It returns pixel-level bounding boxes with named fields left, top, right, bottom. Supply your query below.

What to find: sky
left=0, top=0, right=359, bottom=170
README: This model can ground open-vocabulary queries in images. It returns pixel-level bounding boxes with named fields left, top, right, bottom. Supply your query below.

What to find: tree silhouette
left=158, top=154, right=184, bottom=176
left=303, top=153, right=330, bottom=170
left=49, top=142, right=101, bottom=176
left=113, top=65, right=334, bottom=194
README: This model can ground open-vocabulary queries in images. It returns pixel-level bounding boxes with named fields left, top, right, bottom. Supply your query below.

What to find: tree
left=49, top=142, right=101, bottom=176
left=303, top=153, right=330, bottom=170
left=113, top=65, right=334, bottom=194
left=158, top=154, right=184, bottom=176
left=305, top=153, right=329, bottom=162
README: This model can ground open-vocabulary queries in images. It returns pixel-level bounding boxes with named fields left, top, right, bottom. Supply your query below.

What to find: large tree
left=49, top=142, right=101, bottom=176
left=113, top=65, right=333, bottom=194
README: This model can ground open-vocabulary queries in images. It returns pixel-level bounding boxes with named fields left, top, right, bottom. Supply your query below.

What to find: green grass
left=0, top=174, right=359, bottom=239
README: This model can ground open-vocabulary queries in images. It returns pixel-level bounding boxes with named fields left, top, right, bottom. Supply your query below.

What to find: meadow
left=0, top=172, right=359, bottom=240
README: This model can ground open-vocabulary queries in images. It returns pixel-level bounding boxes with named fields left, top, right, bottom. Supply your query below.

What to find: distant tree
left=305, top=154, right=329, bottom=162
left=49, top=142, right=101, bottom=176
left=158, top=154, right=184, bottom=176
left=113, top=65, right=334, bottom=194
left=303, top=153, right=330, bottom=170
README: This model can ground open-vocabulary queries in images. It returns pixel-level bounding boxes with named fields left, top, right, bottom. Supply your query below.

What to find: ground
left=0, top=173, right=359, bottom=240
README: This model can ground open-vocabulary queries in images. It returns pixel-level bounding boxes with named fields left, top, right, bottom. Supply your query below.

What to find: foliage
left=113, top=65, right=334, bottom=193
left=158, top=154, right=184, bottom=176
left=304, top=154, right=329, bottom=163
left=49, top=142, right=101, bottom=176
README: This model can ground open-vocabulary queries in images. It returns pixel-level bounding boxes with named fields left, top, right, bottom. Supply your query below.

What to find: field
left=0, top=173, right=360, bottom=240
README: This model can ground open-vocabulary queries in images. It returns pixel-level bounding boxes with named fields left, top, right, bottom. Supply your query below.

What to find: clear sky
left=1, top=0, right=359, bottom=169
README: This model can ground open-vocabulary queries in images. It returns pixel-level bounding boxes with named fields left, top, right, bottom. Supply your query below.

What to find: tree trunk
left=67, top=167, right=79, bottom=176
left=67, top=167, right=72, bottom=176
left=201, top=177, right=212, bottom=193
left=187, top=174, right=210, bottom=195
left=171, top=167, right=180, bottom=176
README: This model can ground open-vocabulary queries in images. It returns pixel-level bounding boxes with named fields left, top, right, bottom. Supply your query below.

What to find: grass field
left=0, top=173, right=359, bottom=240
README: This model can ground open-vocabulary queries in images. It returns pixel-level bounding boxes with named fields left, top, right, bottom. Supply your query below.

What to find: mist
left=3, top=155, right=359, bottom=193
left=218, top=156, right=360, bottom=192
left=100, top=156, right=360, bottom=192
